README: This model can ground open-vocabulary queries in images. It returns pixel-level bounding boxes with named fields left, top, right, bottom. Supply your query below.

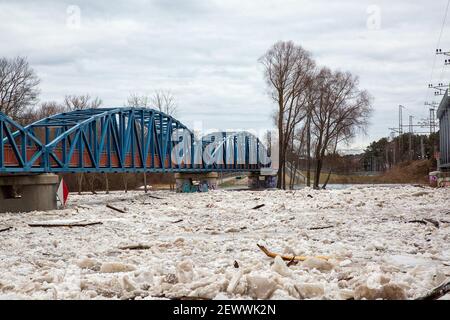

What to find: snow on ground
left=0, top=185, right=449, bottom=300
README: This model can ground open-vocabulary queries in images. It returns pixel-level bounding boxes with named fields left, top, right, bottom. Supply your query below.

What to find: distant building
left=438, top=90, right=450, bottom=171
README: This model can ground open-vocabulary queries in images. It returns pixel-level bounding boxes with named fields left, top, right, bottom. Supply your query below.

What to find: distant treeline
left=361, top=133, right=439, bottom=172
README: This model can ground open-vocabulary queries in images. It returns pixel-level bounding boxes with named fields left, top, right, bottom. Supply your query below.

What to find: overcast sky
left=1, top=0, right=448, bottom=151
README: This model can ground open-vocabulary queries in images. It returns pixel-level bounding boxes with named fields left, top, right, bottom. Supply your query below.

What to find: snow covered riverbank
left=0, top=186, right=449, bottom=300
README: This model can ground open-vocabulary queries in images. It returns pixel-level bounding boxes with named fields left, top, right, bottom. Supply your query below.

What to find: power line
left=437, top=0, right=450, bottom=81
left=426, top=0, right=450, bottom=102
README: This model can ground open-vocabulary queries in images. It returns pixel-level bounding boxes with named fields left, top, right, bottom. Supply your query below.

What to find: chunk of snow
left=246, top=275, right=277, bottom=299
left=120, top=275, right=137, bottom=292
left=100, top=262, right=136, bottom=273
left=271, top=255, right=291, bottom=277
left=302, top=257, right=333, bottom=272
left=176, top=260, right=194, bottom=283
left=295, top=283, right=325, bottom=299
left=339, top=259, right=352, bottom=267
left=355, top=283, right=406, bottom=300
left=227, top=269, right=243, bottom=294
left=76, top=258, right=98, bottom=270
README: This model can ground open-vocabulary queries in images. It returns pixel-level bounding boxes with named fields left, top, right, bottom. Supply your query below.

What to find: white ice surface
left=0, top=186, right=448, bottom=300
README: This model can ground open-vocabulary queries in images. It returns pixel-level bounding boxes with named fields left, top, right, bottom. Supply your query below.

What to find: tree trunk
left=306, top=117, right=311, bottom=187
left=105, top=173, right=109, bottom=194
left=77, top=173, right=84, bottom=195
left=123, top=174, right=128, bottom=193
left=291, top=161, right=298, bottom=189
left=321, top=169, right=332, bottom=189
left=277, top=94, right=285, bottom=189
left=88, top=174, right=97, bottom=194
left=143, top=172, right=147, bottom=193
left=277, top=123, right=284, bottom=189
left=314, top=158, right=323, bottom=189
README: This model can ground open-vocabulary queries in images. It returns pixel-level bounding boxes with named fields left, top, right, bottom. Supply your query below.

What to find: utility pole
left=399, top=105, right=405, bottom=161
left=389, top=131, right=397, bottom=165
left=385, top=145, right=389, bottom=170
left=393, top=142, right=396, bottom=165
left=420, top=136, right=425, bottom=160
left=430, top=108, right=436, bottom=134
left=399, top=105, right=405, bottom=135
left=409, top=115, right=414, bottom=160
left=424, top=102, right=438, bottom=134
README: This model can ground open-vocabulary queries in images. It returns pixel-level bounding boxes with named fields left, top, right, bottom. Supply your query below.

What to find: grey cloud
left=0, top=0, right=446, bottom=150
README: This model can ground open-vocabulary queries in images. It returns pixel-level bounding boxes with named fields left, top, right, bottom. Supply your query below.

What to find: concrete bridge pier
left=0, top=174, right=59, bottom=213
left=175, top=172, right=218, bottom=193
left=248, top=172, right=277, bottom=189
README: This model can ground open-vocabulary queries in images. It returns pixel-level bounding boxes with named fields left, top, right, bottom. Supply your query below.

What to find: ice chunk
left=339, top=259, right=352, bottom=267
left=339, top=289, right=354, bottom=300
left=355, top=283, right=406, bottom=300
left=246, top=275, right=277, bottom=299
left=295, top=283, right=325, bottom=299
left=176, top=260, right=194, bottom=283
left=227, top=269, right=243, bottom=294
left=302, top=257, right=333, bottom=272
left=100, top=262, right=136, bottom=273
left=271, top=255, right=291, bottom=277
left=189, top=280, right=227, bottom=299
left=120, top=275, right=137, bottom=292
left=271, top=289, right=296, bottom=300
left=76, top=258, right=98, bottom=270
left=134, top=270, right=154, bottom=286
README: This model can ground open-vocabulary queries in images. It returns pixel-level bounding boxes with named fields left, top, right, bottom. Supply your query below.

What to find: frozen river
left=0, top=185, right=448, bottom=300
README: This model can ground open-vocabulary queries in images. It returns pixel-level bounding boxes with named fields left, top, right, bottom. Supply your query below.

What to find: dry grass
left=328, top=160, right=433, bottom=185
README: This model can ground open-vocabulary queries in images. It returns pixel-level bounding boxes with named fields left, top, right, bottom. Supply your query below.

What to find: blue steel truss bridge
left=0, top=107, right=272, bottom=174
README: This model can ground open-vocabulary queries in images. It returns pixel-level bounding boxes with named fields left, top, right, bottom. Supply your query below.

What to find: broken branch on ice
left=423, top=218, right=440, bottom=228
left=286, top=256, right=299, bottom=267
left=172, top=219, right=183, bottom=224
left=411, top=191, right=430, bottom=197
left=106, top=204, right=126, bottom=213
left=257, top=244, right=329, bottom=262
left=408, top=219, right=440, bottom=228
left=308, top=225, right=334, bottom=230
left=408, top=219, right=427, bottom=225
left=416, top=281, right=450, bottom=300
left=28, top=220, right=102, bottom=228
left=252, top=204, right=265, bottom=210
left=118, top=244, right=151, bottom=250
left=148, top=194, right=164, bottom=200
left=0, top=226, right=12, bottom=233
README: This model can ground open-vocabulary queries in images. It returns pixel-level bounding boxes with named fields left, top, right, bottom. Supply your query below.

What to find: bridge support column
left=248, top=173, right=277, bottom=189
left=174, top=172, right=218, bottom=193
left=0, top=174, right=59, bottom=213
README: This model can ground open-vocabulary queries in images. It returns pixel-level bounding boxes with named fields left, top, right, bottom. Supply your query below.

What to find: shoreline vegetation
left=218, top=160, right=435, bottom=188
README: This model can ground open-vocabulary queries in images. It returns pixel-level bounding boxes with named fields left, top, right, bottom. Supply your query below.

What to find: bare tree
left=259, top=41, right=315, bottom=189
left=310, top=68, right=372, bottom=189
left=37, top=101, right=66, bottom=118
left=18, top=101, right=66, bottom=126
left=151, top=90, right=177, bottom=116
left=0, top=56, right=40, bottom=120
left=126, top=90, right=177, bottom=117
left=126, top=93, right=151, bottom=108
left=63, top=94, right=102, bottom=111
